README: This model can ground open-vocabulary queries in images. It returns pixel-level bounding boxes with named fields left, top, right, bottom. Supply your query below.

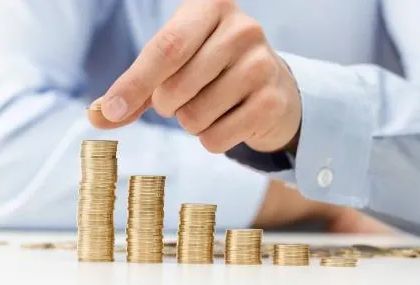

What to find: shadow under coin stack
left=126, top=175, right=166, bottom=263
left=177, top=204, right=217, bottom=264
left=77, top=140, right=118, bottom=262
left=273, top=244, right=310, bottom=266
left=225, top=229, right=263, bottom=265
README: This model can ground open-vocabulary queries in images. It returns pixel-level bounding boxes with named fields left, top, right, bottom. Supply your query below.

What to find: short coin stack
left=225, top=229, right=263, bottom=265
left=320, top=257, right=358, bottom=267
left=177, top=203, right=217, bottom=264
left=273, top=244, right=310, bottom=266
left=78, top=140, right=118, bottom=262
left=126, top=175, right=166, bottom=263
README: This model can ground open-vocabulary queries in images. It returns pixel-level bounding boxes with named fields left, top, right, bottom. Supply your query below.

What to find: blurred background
left=0, top=0, right=416, bottom=235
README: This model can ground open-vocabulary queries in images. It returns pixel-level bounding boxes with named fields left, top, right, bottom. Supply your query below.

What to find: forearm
left=253, top=180, right=396, bottom=234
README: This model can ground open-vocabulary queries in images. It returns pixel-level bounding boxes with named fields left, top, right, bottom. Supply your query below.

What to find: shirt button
left=317, top=168, right=333, bottom=188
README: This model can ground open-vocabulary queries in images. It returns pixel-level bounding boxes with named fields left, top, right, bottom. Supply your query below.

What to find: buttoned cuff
left=280, top=52, right=374, bottom=207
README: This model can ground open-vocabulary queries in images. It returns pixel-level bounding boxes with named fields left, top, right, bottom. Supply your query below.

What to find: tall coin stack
left=177, top=203, right=217, bottom=264
left=225, top=229, right=263, bottom=265
left=273, top=244, right=310, bottom=266
left=126, top=175, right=166, bottom=263
left=78, top=140, right=118, bottom=262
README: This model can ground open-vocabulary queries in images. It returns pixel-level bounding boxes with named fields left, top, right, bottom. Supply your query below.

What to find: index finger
left=100, top=0, right=232, bottom=123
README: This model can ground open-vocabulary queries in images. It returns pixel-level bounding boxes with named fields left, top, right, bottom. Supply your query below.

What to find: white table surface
left=1, top=231, right=420, bottom=285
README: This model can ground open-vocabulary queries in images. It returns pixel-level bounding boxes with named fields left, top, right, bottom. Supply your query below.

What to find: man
left=0, top=0, right=417, bottom=233
left=91, top=0, right=420, bottom=233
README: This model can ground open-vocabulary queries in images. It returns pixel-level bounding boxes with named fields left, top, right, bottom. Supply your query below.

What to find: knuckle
left=199, top=133, right=223, bottom=154
left=213, top=0, right=235, bottom=14
left=242, top=67, right=257, bottom=86
left=152, top=74, right=189, bottom=118
left=123, top=73, right=148, bottom=94
left=235, top=16, right=264, bottom=43
left=277, top=91, right=291, bottom=115
left=161, top=74, right=184, bottom=96
left=176, top=104, right=200, bottom=134
left=253, top=52, right=274, bottom=73
left=155, top=30, right=185, bottom=62
left=258, top=90, right=284, bottom=116
left=246, top=52, right=274, bottom=83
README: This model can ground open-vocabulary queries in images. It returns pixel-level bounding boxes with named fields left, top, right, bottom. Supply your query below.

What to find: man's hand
left=89, top=0, right=301, bottom=153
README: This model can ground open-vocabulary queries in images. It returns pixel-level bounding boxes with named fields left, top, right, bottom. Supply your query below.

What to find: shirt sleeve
left=0, top=0, right=115, bottom=217
left=226, top=1, right=420, bottom=230
left=382, top=0, right=420, bottom=84
left=0, top=0, right=117, bottom=142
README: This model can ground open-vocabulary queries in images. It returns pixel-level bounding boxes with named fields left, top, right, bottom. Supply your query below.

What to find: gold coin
left=176, top=203, right=216, bottom=264
left=273, top=244, right=310, bottom=266
left=224, top=229, right=262, bottom=265
left=320, top=257, right=358, bottom=267
left=126, top=175, right=166, bottom=263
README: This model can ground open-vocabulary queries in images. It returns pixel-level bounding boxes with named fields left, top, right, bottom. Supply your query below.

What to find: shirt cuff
left=280, top=52, right=374, bottom=207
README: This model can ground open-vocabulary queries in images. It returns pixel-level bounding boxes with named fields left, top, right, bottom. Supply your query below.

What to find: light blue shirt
left=0, top=0, right=419, bottom=233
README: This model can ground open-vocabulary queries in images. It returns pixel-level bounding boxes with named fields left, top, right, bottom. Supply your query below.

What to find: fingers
left=86, top=1, right=299, bottom=154
left=152, top=12, right=257, bottom=118
left=152, top=25, right=231, bottom=118
left=100, top=0, right=230, bottom=123
left=197, top=92, right=260, bottom=153
left=198, top=86, right=285, bottom=153
left=88, top=98, right=151, bottom=129
left=175, top=50, right=269, bottom=134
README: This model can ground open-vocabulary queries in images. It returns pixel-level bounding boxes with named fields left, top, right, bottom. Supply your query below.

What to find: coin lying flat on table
left=21, top=242, right=55, bottom=249
left=320, top=257, right=358, bottom=267
left=21, top=241, right=77, bottom=250
left=20, top=239, right=420, bottom=261
left=53, top=241, right=77, bottom=250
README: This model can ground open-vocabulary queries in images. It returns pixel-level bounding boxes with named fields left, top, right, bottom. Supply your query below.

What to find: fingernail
left=102, top=96, right=128, bottom=122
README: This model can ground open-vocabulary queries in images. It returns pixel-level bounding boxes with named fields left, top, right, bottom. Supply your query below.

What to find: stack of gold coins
left=273, top=244, right=310, bottom=266
left=77, top=140, right=118, bottom=262
left=320, top=256, right=358, bottom=267
left=224, top=229, right=263, bottom=265
left=177, top=203, right=217, bottom=264
left=126, top=175, right=166, bottom=263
